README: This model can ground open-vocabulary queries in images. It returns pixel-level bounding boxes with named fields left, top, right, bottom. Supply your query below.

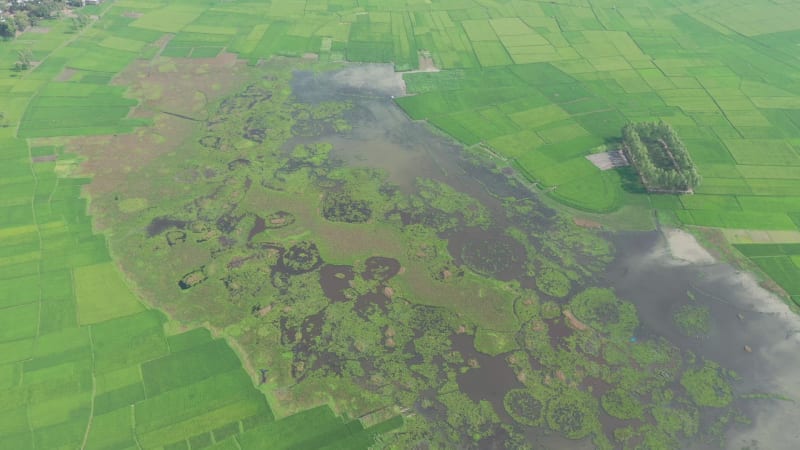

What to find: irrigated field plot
left=74, top=262, right=144, bottom=325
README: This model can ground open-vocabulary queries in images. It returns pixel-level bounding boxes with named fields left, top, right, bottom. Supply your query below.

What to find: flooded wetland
left=86, top=60, right=800, bottom=449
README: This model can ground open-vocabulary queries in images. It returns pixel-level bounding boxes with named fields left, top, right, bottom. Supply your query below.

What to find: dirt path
left=79, top=327, right=97, bottom=450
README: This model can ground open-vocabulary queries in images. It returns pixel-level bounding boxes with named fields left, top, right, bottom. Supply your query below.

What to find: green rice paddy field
left=2, top=0, right=800, bottom=448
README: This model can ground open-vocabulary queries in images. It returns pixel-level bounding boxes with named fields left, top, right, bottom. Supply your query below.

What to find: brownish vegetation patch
left=56, top=68, right=76, bottom=82
left=563, top=309, right=589, bottom=331
left=573, top=217, right=603, bottom=229
left=64, top=53, right=250, bottom=229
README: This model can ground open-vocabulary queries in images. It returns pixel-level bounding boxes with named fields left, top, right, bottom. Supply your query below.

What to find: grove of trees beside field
left=0, top=0, right=65, bottom=38
left=621, top=121, right=701, bottom=193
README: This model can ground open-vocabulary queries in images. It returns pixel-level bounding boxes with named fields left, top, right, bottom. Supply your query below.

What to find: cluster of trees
left=621, top=121, right=701, bottom=193
left=14, top=49, right=32, bottom=71
left=1, top=0, right=65, bottom=39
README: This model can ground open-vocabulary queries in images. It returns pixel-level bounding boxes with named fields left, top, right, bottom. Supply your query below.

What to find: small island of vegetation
left=621, top=121, right=701, bottom=193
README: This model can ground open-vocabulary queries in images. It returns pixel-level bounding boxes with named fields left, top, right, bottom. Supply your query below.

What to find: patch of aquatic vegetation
left=681, top=360, right=734, bottom=408
left=546, top=387, right=600, bottom=440
left=673, top=304, right=711, bottom=337
left=100, top=61, right=756, bottom=449
left=601, top=387, right=645, bottom=420
left=570, top=288, right=639, bottom=341
left=535, top=267, right=572, bottom=298
left=416, top=178, right=491, bottom=229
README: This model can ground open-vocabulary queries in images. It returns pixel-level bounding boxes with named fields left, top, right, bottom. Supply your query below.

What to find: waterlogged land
left=65, top=56, right=798, bottom=449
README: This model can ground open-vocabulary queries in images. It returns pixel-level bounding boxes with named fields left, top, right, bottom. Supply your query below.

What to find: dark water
left=318, top=264, right=354, bottom=302
left=290, top=64, right=800, bottom=449
left=452, top=334, right=523, bottom=423
left=147, top=216, right=188, bottom=237
left=247, top=216, right=266, bottom=241
left=447, top=227, right=528, bottom=281
left=362, top=256, right=401, bottom=281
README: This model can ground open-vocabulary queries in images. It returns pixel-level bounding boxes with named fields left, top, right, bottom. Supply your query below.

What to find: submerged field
left=1, top=0, right=800, bottom=449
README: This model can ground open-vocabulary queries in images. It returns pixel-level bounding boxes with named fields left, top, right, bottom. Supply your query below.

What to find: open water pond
left=289, top=64, right=800, bottom=449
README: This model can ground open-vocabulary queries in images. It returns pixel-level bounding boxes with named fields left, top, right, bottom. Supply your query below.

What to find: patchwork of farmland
left=3, top=0, right=800, bottom=447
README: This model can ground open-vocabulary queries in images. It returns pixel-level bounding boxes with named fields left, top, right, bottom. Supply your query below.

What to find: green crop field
left=74, top=262, right=145, bottom=325
left=3, top=0, right=800, bottom=447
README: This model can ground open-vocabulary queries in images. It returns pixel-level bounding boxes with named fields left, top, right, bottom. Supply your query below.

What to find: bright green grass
left=131, top=4, right=206, bottom=33
left=73, top=262, right=145, bottom=325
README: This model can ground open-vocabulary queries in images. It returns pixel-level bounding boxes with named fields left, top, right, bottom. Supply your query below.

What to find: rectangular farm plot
left=131, top=4, right=206, bottom=33
left=18, top=84, right=143, bottom=138
left=238, top=405, right=354, bottom=449
left=0, top=302, right=39, bottom=342
left=694, top=177, right=752, bottom=195
left=461, top=20, right=499, bottom=41
left=74, top=262, right=144, bottom=325
left=736, top=165, right=800, bottom=179
left=490, top=18, right=533, bottom=36
left=736, top=195, right=800, bottom=214
left=680, top=194, right=741, bottom=211
left=536, top=120, right=590, bottom=144
left=0, top=273, right=40, bottom=309
left=487, top=130, right=545, bottom=159
left=499, top=33, right=549, bottom=48
left=509, top=104, right=570, bottom=129
left=94, top=383, right=146, bottom=416
left=99, top=36, right=147, bottom=53
left=506, top=45, right=561, bottom=64
left=91, top=310, right=169, bottom=374
left=679, top=210, right=797, bottom=230
left=683, top=138, right=736, bottom=165
left=141, top=339, right=243, bottom=397
left=725, top=109, right=773, bottom=128
left=84, top=407, right=137, bottom=450
left=134, top=370, right=272, bottom=447
left=551, top=170, right=622, bottom=213
left=746, top=178, right=800, bottom=196
left=471, top=41, right=512, bottom=67
left=751, top=97, right=800, bottom=109
left=751, top=256, right=800, bottom=297
left=724, top=139, right=800, bottom=166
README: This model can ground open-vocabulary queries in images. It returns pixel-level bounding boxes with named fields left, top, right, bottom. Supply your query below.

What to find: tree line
left=621, top=121, right=701, bottom=193
left=1, top=0, right=66, bottom=39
